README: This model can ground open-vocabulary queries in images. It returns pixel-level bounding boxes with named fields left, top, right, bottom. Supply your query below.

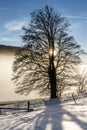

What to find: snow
left=0, top=94, right=87, bottom=130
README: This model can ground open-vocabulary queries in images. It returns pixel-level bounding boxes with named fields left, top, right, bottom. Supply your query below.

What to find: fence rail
left=0, top=101, right=30, bottom=114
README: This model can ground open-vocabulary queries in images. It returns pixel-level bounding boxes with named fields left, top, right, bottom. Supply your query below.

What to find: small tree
left=76, top=68, right=87, bottom=93
left=12, top=6, right=81, bottom=98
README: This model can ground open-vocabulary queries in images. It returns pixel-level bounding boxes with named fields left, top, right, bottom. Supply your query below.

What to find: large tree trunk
left=48, top=53, right=57, bottom=98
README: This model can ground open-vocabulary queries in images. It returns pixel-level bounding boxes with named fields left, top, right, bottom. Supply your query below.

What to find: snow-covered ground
left=0, top=94, right=87, bottom=130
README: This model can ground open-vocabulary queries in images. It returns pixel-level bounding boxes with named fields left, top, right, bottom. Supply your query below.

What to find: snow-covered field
left=0, top=94, right=87, bottom=130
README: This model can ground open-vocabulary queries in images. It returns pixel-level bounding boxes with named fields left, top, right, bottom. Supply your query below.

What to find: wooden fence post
left=72, top=93, right=78, bottom=105
left=0, top=108, right=1, bottom=114
left=27, top=101, right=30, bottom=112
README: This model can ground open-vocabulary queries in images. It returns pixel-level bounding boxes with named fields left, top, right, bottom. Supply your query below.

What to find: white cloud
left=0, top=37, right=14, bottom=42
left=0, top=36, right=23, bottom=46
left=4, top=20, right=26, bottom=31
left=66, top=15, right=87, bottom=20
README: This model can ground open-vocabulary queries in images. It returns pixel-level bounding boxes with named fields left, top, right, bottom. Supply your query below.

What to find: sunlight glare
left=79, top=64, right=87, bottom=73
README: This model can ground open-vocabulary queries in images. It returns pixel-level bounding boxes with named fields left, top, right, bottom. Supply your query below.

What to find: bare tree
left=75, top=68, right=87, bottom=93
left=12, top=6, right=82, bottom=98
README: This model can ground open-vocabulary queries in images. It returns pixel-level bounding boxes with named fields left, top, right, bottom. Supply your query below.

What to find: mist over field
left=0, top=45, right=87, bottom=102
left=0, top=45, right=40, bottom=102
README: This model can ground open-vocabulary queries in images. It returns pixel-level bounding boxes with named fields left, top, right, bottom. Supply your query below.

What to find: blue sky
left=0, top=0, right=87, bottom=52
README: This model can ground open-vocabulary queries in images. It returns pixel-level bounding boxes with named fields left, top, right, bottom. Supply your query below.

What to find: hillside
left=0, top=93, right=87, bottom=130
left=0, top=45, right=20, bottom=55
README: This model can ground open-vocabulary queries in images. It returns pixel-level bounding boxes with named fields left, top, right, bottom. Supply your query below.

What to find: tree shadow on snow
left=2, top=98, right=87, bottom=130
left=31, top=99, right=87, bottom=130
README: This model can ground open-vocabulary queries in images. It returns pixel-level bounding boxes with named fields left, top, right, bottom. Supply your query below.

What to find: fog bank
left=0, top=45, right=39, bottom=102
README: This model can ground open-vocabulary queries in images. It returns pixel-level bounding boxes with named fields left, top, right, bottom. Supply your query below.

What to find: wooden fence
left=0, top=101, right=30, bottom=114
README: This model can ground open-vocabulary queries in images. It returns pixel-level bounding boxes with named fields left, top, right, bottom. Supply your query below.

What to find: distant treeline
left=0, top=45, right=20, bottom=54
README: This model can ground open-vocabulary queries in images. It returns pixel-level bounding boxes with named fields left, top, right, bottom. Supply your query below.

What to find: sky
left=0, top=0, right=87, bottom=52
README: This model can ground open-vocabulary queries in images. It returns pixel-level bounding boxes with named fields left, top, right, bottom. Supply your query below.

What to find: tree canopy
left=12, top=6, right=82, bottom=98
